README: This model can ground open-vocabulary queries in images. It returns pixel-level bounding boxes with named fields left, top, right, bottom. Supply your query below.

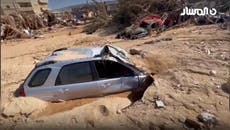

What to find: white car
left=18, top=45, right=153, bottom=101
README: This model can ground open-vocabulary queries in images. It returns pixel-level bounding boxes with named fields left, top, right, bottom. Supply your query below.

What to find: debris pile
left=1, top=13, right=46, bottom=40
left=115, top=0, right=230, bottom=39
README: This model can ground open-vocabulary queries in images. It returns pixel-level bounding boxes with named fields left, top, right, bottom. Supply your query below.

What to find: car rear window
left=55, top=62, right=93, bottom=85
left=28, top=68, right=51, bottom=87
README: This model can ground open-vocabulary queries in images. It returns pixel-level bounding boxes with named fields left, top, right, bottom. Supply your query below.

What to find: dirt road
left=1, top=25, right=230, bottom=129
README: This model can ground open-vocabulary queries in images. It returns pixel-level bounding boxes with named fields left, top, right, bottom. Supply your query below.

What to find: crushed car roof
left=35, top=45, right=130, bottom=68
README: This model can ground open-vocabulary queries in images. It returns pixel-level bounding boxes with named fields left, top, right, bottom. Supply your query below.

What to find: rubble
left=155, top=100, right=165, bottom=108
left=116, top=14, right=171, bottom=40
left=1, top=13, right=46, bottom=40
left=184, top=118, right=203, bottom=130
left=197, top=112, right=218, bottom=128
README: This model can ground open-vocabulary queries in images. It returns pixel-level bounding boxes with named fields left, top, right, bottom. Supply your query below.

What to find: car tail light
left=20, top=87, right=26, bottom=97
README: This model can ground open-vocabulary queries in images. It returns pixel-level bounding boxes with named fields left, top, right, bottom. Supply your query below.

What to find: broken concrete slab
left=155, top=100, right=165, bottom=108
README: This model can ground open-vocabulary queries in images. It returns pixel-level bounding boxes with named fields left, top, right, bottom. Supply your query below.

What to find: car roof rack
left=35, top=60, right=56, bottom=68
left=52, top=48, right=68, bottom=54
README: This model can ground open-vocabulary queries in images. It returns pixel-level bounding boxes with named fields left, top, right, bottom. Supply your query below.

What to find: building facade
left=1, top=0, right=48, bottom=15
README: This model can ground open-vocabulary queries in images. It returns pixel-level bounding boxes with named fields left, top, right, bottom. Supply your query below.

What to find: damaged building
left=1, top=0, right=48, bottom=15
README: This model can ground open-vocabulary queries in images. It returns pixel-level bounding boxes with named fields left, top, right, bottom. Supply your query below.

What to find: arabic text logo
left=180, top=7, right=217, bottom=16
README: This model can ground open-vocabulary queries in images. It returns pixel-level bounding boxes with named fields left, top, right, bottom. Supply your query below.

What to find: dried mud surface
left=1, top=25, right=230, bottom=129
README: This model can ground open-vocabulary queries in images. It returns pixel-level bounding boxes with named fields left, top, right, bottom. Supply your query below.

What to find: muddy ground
left=1, top=25, right=230, bottom=130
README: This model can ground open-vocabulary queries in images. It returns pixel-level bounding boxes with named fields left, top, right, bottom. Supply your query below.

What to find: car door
left=93, top=60, right=138, bottom=95
left=54, top=61, right=101, bottom=100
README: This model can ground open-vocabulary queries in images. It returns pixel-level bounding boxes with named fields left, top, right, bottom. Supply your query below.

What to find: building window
left=18, top=2, right=32, bottom=7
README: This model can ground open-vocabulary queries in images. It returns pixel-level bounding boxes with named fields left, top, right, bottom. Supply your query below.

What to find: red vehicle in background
left=116, top=14, right=174, bottom=39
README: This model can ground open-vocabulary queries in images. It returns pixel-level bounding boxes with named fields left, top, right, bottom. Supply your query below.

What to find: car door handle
left=102, top=83, right=112, bottom=88
left=63, top=88, right=69, bottom=91
left=58, top=88, right=69, bottom=93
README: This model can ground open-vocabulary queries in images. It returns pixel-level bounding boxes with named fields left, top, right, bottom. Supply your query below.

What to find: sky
left=48, top=0, right=111, bottom=10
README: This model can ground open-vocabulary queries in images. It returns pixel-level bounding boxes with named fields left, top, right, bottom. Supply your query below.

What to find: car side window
left=28, top=68, right=51, bottom=87
left=55, top=62, right=93, bottom=85
left=94, top=60, right=135, bottom=79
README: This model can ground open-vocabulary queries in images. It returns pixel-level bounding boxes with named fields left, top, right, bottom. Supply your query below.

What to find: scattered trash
left=155, top=99, right=165, bottom=108
left=197, top=112, right=218, bottom=128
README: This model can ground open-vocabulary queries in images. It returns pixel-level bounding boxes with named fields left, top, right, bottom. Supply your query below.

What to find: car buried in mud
left=18, top=45, right=153, bottom=101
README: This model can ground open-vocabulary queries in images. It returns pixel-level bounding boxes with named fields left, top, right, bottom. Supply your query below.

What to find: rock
left=184, top=42, right=190, bottom=45
left=197, top=112, right=218, bottom=128
left=178, top=117, right=186, bottom=123
left=116, top=109, right=122, bottom=114
left=194, top=81, right=199, bottom=85
left=204, top=48, right=211, bottom=55
left=161, top=37, right=172, bottom=41
left=176, top=84, right=181, bottom=87
left=155, top=100, right=165, bottom=108
left=219, top=101, right=223, bottom=105
left=129, top=49, right=142, bottom=55
left=216, top=85, right=221, bottom=89
left=184, top=118, right=203, bottom=129
left=209, top=70, right=217, bottom=76
left=35, top=119, right=44, bottom=123
left=33, top=59, right=40, bottom=64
